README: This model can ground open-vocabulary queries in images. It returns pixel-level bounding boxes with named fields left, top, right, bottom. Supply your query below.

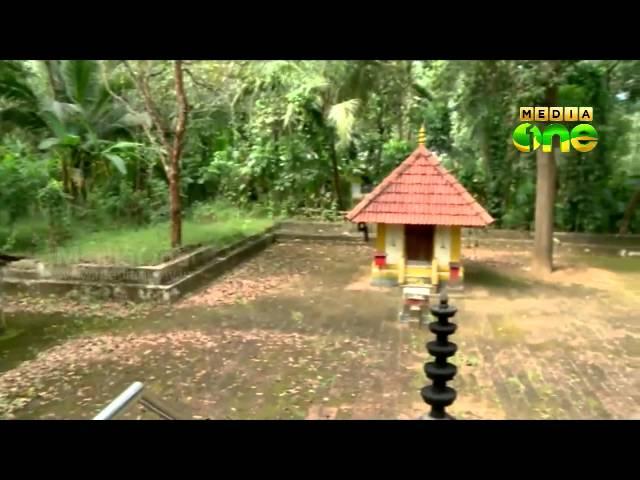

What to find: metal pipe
left=94, top=382, right=145, bottom=420
left=139, top=394, right=184, bottom=420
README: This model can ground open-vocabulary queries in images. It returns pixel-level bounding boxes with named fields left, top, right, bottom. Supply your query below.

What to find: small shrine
left=346, top=126, right=494, bottom=291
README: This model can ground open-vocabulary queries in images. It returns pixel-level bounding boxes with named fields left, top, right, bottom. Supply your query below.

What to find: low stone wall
left=3, top=226, right=277, bottom=286
left=276, top=232, right=365, bottom=243
left=2, top=221, right=639, bottom=304
left=463, top=228, right=640, bottom=248
left=277, top=220, right=640, bottom=250
left=1, top=228, right=277, bottom=303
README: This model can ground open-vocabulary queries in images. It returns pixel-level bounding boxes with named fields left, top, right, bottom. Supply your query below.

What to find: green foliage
left=3, top=58, right=640, bottom=262
left=502, top=172, right=536, bottom=230
left=37, top=179, right=71, bottom=247
left=379, top=138, right=412, bottom=179
left=0, top=217, right=52, bottom=253
left=0, top=138, right=50, bottom=226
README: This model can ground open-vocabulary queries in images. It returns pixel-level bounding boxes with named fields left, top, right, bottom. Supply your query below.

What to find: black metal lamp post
left=421, top=290, right=458, bottom=419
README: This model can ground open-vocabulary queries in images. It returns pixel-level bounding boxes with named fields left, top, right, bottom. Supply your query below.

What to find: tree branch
left=183, top=68, right=218, bottom=93
left=122, top=60, right=172, bottom=172
left=99, top=61, right=160, bottom=151
left=606, top=60, right=621, bottom=76
left=172, top=60, right=188, bottom=166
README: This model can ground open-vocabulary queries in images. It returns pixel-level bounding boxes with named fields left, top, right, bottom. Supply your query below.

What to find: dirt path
left=1, top=242, right=638, bottom=419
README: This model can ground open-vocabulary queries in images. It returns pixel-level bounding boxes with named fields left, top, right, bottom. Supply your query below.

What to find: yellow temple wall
left=384, top=224, right=404, bottom=265
left=434, top=226, right=452, bottom=265
left=450, top=226, right=461, bottom=262
left=375, top=223, right=386, bottom=251
left=371, top=223, right=465, bottom=286
left=371, top=223, right=464, bottom=283
left=377, top=224, right=461, bottom=265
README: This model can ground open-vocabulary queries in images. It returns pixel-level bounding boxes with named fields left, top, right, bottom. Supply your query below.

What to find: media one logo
left=512, top=107, right=598, bottom=153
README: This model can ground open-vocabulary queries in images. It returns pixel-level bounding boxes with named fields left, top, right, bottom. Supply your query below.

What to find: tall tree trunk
left=532, top=148, right=557, bottom=274
left=170, top=60, right=188, bottom=248
left=532, top=84, right=558, bottom=275
left=44, top=60, right=72, bottom=210
left=375, top=103, right=386, bottom=172
left=168, top=161, right=182, bottom=247
left=122, top=60, right=188, bottom=249
left=619, top=188, right=640, bottom=234
left=479, top=126, right=491, bottom=173
left=404, top=61, right=413, bottom=143
left=328, top=137, right=343, bottom=211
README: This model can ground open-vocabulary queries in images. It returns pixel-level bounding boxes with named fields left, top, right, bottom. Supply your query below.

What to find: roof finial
left=418, top=124, right=426, bottom=146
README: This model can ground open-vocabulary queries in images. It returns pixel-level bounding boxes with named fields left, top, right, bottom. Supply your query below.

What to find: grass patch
left=0, top=328, right=24, bottom=343
left=2, top=202, right=274, bottom=266
left=570, top=253, right=640, bottom=273
left=0, top=217, right=51, bottom=254
left=2, top=201, right=276, bottom=267
left=39, top=216, right=273, bottom=266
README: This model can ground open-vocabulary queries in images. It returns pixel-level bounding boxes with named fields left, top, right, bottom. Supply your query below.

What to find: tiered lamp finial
left=418, top=124, right=426, bottom=146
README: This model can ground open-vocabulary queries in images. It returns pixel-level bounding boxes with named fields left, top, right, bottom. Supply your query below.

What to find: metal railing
left=93, top=381, right=189, bottom=420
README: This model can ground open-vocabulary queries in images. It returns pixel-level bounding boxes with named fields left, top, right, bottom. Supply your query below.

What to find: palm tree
left=245, top=60, right=387, bottom=209
left=0, top=60, right=144, bottom=202
left=0, top=61, right=44, bottom=133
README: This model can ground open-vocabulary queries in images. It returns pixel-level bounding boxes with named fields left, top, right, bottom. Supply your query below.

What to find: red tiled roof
left=346, top=145, right=494, bottom=227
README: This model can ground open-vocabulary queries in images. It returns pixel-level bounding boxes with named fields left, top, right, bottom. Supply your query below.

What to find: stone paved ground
left=435, top=247, right=640, bottom=420
left=1, top=241, right=638, bottom=419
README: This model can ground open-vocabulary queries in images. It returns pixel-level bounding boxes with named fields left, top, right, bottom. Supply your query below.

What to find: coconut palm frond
left=0, top=61, right=39, bottom=105
left=327, top=98, right=360, bottom=149
left=302, top=75, right=329, bottom=95
left=61, top=60, right=100, bottom=106
left=0, top=61, right=43, bottom=132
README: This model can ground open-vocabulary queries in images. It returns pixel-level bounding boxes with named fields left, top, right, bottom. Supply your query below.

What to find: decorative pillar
left=420, top=290, right=458, bottom=419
